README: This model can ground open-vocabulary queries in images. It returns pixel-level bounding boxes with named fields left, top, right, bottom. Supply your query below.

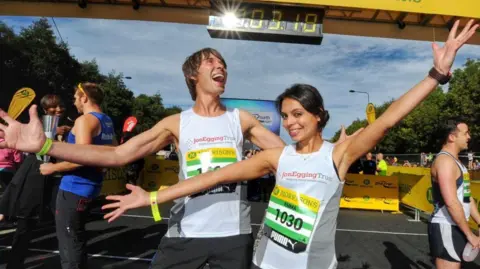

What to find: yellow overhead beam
left=0, top=2, right=210, bottom=25
left=257, top=0, right=480, bottom=19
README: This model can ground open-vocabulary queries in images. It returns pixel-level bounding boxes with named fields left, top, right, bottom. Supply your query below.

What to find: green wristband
left=37, top=138, right=53, bottom=156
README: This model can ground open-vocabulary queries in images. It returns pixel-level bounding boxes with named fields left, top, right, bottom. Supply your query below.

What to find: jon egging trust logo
left=186, top=136, right=236, bottom=149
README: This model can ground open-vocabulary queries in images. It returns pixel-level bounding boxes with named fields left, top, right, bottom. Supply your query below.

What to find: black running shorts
left=149, top=233, right=253, bottom=269
left=428, top=222, right=468, bottom=263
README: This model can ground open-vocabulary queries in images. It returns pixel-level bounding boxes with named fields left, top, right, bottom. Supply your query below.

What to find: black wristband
left=429, top=67, right=452, bottom=85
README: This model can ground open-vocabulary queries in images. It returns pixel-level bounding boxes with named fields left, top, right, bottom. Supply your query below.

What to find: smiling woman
left=277, top=84, right=330, bottom=139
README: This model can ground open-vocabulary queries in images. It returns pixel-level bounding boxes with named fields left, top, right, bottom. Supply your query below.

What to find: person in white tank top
left=0, top=20, right=477, bottom=269
left=428, top=119, right=480, bottom=269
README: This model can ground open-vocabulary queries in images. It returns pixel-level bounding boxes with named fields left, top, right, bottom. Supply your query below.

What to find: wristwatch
left=429, top=67, right=452, bottom=85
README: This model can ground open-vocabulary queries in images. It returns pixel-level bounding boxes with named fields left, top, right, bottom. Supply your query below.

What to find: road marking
left=336, top=228, right=427, bottom=236
left=91, top=211, right=427, bottom=235
left=0, top=245, right=152, bottom=262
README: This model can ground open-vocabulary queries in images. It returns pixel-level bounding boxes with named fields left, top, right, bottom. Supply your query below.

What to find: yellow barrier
left=468, top=182, right=480, bottom=231
left=388, top=166, right=434, bottom=214
left=388, top=166, right=480, bottom=231
left=141, top=156, right=180, bottom=192
left=340, top=174, right=399, bottom=212
left=100, top=167, right=128, bottom=196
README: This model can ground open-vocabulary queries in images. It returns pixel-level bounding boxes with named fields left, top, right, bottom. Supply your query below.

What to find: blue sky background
left=2, top=16, right=480, bottom=144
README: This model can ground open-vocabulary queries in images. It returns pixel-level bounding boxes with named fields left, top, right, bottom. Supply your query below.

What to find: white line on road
left=91, top=211, right=426, bottom=236
left=0, top=245, right=152, bottom=262
left=336, top=229, right=427, bottom=236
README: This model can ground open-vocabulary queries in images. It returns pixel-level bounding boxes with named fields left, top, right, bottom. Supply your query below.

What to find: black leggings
left=55, top=190, right=93, bottom=269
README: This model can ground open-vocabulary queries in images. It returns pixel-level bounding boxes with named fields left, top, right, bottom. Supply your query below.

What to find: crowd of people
left=0, top=19, right=478, bottom=269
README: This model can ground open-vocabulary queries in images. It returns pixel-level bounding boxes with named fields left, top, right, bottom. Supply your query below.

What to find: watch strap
left=429, top=67, right=452, bottom=85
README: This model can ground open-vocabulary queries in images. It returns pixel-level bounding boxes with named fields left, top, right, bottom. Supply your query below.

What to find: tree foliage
left=1, top=18, right=181, bottom=137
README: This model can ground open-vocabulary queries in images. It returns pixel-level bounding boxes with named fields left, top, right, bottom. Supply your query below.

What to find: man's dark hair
left=439, top=117, right=468, bottom=145
left=182, top=48, right=227, bottom=101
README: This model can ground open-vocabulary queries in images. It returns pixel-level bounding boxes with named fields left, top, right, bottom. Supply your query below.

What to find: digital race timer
left=207, top=2, right=325, bottom=45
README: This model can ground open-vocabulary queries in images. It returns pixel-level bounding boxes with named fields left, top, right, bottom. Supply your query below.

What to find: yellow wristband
left=37, top=138, right=53, bottom=156
left=150, top=191, right=162, bottom=222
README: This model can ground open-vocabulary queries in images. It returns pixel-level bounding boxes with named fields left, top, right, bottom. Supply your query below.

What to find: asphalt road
left=1, top=202, right=480, bottom=269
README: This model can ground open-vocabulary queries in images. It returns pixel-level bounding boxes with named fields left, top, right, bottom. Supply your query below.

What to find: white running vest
left=254, top=142, right=343, bottom=269
left=166, top=108, right=251, bottom=238
left=430, top=151, right=471, bottom=225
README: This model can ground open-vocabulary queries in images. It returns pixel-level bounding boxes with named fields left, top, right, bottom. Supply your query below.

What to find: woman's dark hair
left=275, top=84, right=330, bottom=131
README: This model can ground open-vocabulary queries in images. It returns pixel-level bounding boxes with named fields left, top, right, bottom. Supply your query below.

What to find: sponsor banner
left=100, top=167, right=128, bottom=196
left=220, top=98, right=281, bottom=135
left=340, top=174, right=399, bottom=211
left=141, top=156, right=180, bottom=191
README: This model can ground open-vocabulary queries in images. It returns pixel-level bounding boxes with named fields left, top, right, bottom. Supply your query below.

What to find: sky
left=2, top=15, right=480, bottom=144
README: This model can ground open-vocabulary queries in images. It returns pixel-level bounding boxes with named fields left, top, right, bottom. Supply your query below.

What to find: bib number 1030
left=274, top=208, right=304, bottom=230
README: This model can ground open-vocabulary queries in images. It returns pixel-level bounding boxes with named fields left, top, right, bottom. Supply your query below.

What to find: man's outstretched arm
left=0, top=106, right=178, bottom=168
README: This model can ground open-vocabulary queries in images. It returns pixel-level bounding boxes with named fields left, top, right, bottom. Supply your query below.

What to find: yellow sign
left=100, top=167, right=128, bottom=196
left=261, top=0, right=480, bottom=19
left=390, top=166, right=434, bottom=213
left=469, top=182, right=480, bottom=231
left=366, top=103, right=376, bottom=124
left=141, top=156, right=180, bottom=191
left=8, top=87, right=36, bottom=120
left=340, top=174, right=399, bottom=211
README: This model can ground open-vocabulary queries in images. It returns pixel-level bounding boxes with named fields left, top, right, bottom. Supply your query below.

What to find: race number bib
left=264, top=185, right=320, bottom=253
left=185, top=147, right=238, bottom=197
left=464, top=172, right=471, bottom=199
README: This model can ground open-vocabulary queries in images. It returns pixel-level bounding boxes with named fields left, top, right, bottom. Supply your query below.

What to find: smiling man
left=145, top=48, right=287, bottom=269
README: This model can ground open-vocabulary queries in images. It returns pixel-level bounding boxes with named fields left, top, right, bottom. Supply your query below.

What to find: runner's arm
left=469, top=197, right=480, bottom=225
left=436, top=155, right=476, bottom=239
left=152, top=148, right=281, bottom=205
left=240, top=109, right=285, bottom=149
left=102, top=147, right=282, bottom=222
left=47, top=114, right=178, bottom=167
